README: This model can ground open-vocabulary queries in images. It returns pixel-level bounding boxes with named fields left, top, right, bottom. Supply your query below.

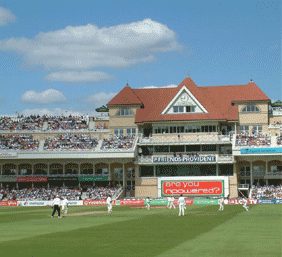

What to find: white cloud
left=45, top=71, right=115, bottom=83
left=21, top=89, right=67, bottom=104
left=141, top=84, right=178, bottom=89
left=0, top=7, right=16, bottom=26
left=0, top=19, right=182, bottom=71
left=84, top=91, right=117, bottom=105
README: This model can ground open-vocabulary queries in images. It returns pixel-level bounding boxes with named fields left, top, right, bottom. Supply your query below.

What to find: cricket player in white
left=218, top=197, right=224, bottom=211
left=106, top=195, right=112, bottom=213
left=242, top=198, right=249, bottom=211
left=146, top=197, right=150, bottom=210
left=178, top=194, right=186, bottom=216
left=166, top=196, right=171, bottom=209
left=61, top=197, right=69, bottom=214
left=169, top=195, right=176, bottom=209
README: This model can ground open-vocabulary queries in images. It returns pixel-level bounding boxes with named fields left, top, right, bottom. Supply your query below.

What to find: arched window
left=242, top=105, right=260, bottom=112
left=116, top=109, right=133, bottom=116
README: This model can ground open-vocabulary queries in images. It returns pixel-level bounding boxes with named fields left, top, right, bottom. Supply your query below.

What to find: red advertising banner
left=119, top=200, right=144, bottom=205
left=0, top=201, right=17, bottom=206
left=162, top=180, right=224, bottom=196
left=83, top=200, right=116, bottom=205
left=17, top=177, right=48, bottom=182
left=226, top=199, right=258, bottom=205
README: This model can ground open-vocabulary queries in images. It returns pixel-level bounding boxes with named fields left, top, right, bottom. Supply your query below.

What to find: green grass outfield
left=0, top=204, right=281, bottom=257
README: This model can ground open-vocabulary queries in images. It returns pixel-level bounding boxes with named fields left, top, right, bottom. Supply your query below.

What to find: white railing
left=138, top=134, right=231, bottom=144
left=271, top=107, right=282, bottom=116
left=265, top=171, right=282, bottom=176
left=238, top=184, right=249, bottom=189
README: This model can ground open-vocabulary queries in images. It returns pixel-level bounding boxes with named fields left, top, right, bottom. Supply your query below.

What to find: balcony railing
left=138, top=134, right=231, bottom=144
left=238, top=184, right=249, bottom=189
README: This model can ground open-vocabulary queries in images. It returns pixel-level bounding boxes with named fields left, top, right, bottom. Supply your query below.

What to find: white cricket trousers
left=169, top=202, right=176, bottom=209
left=219, top=204, right=224, bottom=211
left=179, top=204, right=185, bottom=216
left=108, top=204, right=112, bottom=213
left=243, top=204, right=249, bottom=211
left=147, top=204, right=150, bottom=210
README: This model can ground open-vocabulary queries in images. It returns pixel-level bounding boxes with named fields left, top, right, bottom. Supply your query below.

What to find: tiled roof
left=107, top=78, right=270, bottom=123
left=107, top=84, right=143, bottom=106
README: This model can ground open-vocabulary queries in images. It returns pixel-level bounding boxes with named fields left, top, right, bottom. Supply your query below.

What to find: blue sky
left=0, top=0, right=281, bottom=116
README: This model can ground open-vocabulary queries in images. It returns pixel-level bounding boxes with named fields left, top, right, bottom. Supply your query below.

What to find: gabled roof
left=107, top=78, right=270, bottom=123
left=107, top=84, right=143, bottom=106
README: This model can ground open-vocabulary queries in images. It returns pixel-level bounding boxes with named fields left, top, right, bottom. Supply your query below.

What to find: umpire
left=51, top=195, right=62, bottom=218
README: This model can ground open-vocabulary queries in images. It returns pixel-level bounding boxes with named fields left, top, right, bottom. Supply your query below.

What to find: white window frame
left=116, top=109, right=133, bottom=116
left=239, top=125, right=249, bottom=134
left=127, top=128, right=136, bottom=136
left=242, top=105, right=260, bottom=113
left=252, top=125, right=263, bottom=133
left=114, top=128, right=124, bottom=136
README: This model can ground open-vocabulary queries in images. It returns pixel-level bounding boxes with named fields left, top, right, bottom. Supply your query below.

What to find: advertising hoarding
left=153, top=156, right=216, bottom=163
left=78, top=176, right=108, bottom=182
left=0, top=201, right=18, bottom=206
left=17, top=177, right=48, bottom=182
left=227, top=199, right=258, bottom=205
left=161, top=180, right=224, bottom=197
left=193, top=199, right=219, bottom=205
left=48, top=177, right=78, bottom=181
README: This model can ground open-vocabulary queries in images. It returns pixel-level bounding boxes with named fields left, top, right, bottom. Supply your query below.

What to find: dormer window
left=116, top=109, right=133, bottom=116
left=242, top=105, right=260, bottom=112
left=173, top=106, right=196, bottom=113
left=186, top=106, right=196, bottom=113
left=173, top=106, right=184, bottom=113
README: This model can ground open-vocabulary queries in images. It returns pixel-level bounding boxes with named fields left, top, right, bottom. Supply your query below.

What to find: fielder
left=242, top=198, right=249, bottom=211
left=218, top=197, right=224, bottom=211
left=106, top=195, right=112, bottom=213
left=166, top=196, right=171, bottom=209
left=61, top=197, right=69, bottom=214
left=169, top=195, right=176, bottom=209
left=178, top=194, right=186, bottom=216
left=146, top=197, right=150, bottom=210
left=51, top=195, right=62, bottom=218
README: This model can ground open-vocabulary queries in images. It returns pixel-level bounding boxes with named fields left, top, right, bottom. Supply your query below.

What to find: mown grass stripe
left=0, top=205, right=245, bottom=257
left=156, top=205, right=282, bottom=257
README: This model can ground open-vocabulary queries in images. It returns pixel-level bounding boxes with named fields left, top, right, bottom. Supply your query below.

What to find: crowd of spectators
left=0, top=115, right=44, bottom=131
left=47, top=115, right=88, bottom=130
left=0, top=115, right=90, bottom=131
left=0, top=186, right=120, bottom=201
left=0, top=134, right=39, bottom=150
left=277, top=136, right=282, bottom=145
left=94, top=124, right=108, bottom=130
left=235, top=133, right=271, bottom=147
left=251, top=185, right=282, bottom=199
left=101, top=135, right=135, bottom=150
left=86, top=185, right=120, bottom=200
left=271, top=121, right=282, bottom=126
left=43, top=133, right=98, bottom=151
left=0, top=186, right=82, bottom=201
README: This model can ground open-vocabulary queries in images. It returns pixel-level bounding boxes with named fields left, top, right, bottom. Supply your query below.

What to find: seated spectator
left=101, top=135, right=135, bottom=150
left=0, top=134, right=39, bottom=150
left=235, top=133, right=271, bottom=147
left=251, top=185, right=282, bottom=199
left=43, top=133, right=98, bottom=151
left=47, top=115, right=88, bottom=130
left=0, top=115, right=44, bottom=131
